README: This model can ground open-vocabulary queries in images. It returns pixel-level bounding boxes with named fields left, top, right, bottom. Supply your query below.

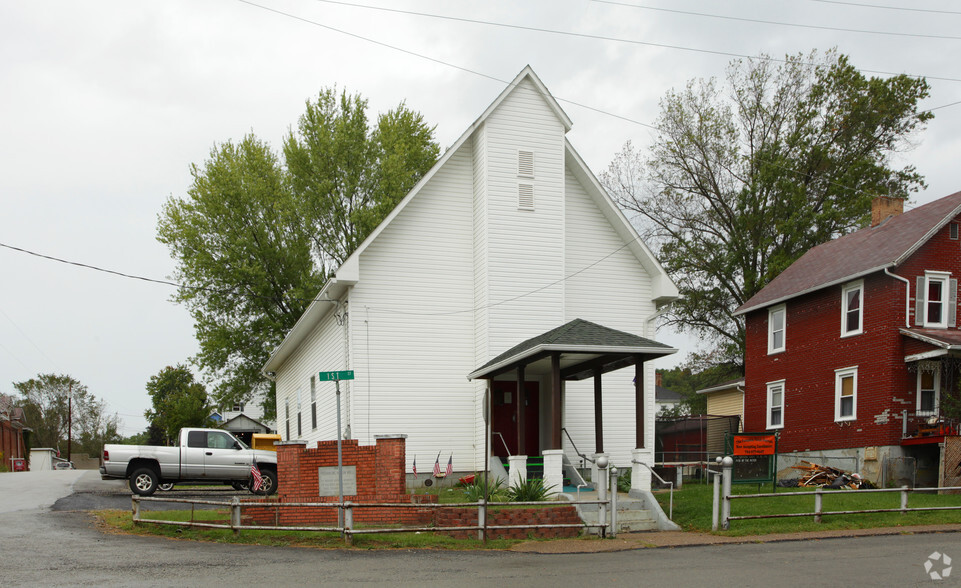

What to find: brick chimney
left=871, top=196, right=903, bottom=227
left=655, top=372, right=663, bottom=387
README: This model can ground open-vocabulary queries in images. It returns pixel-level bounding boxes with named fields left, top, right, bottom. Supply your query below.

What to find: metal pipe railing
left=632, top=459, right=673, bottom=519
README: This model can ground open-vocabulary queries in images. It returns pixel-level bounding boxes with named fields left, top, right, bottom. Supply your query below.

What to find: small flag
left=412, top=456, right=417, bottom=476
left=445, top=454, right=453, bottom=477
left=433, top=454, right=441, bottom=477
left=251, top=457, right=263, bottom=492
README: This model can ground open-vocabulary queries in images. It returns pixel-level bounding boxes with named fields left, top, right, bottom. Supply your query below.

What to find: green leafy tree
left=144, top=365, right=212, bottom=446
left=603, top=50, right=931, bottom=364
left=158, top=136, right=324, bottom=413
left=159, top=88, right=438, bottom=413
left=14, top=373, right=121, bottom=456
left=284, top=88, right=440, bottom=272
left=658, top=359, right=743, bottom=417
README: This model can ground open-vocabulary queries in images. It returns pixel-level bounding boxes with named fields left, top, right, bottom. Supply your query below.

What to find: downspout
left=884, top=267, right=911, bottom=328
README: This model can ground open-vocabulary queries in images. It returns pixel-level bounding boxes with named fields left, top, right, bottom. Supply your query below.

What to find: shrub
left=616, top=468, right=632, bottom=493
left=507, top=478, right=556, bottom=502
left=463, top=478, right=505, bottom=502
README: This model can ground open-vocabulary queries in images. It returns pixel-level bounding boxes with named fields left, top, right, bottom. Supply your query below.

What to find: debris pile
left=791, top=460, right=866, bottom=489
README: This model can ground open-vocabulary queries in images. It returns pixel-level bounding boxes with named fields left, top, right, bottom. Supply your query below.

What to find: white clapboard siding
left=562, top=167, right=658, bottom=467
left=275, top=300, right=348, bottom=444
left=348, top=144, right=478, bottom=470
left=483, top=77, right=567, bottom=356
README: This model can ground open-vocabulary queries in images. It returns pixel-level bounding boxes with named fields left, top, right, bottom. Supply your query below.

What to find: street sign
left=318, top=370, right=354, bottom=381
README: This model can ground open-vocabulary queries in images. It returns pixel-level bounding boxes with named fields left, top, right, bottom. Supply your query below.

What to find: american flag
left=445, top=455, right=453, bottom=477
left=412, top=457, right=417, bottom=476
left=251, top=458, right=263, bottom=492
left=433, top=455, right=441, bottom=477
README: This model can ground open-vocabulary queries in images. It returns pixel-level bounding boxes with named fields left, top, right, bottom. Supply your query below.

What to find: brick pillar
left=275, top=441, right=306, bottom=500
left=374, top=435, right=407, bottom=495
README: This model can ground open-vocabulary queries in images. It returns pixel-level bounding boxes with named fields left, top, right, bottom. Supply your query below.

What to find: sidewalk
left=510, top=523, right=961, bottom=553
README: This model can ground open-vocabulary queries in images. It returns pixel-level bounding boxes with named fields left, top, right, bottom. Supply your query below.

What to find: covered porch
left=468, top=319, right=676, bottom=494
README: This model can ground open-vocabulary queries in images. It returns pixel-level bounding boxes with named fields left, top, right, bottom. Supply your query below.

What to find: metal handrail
left=491, top=431, right=511, bottom=457
left=561, top=427, right=595, bottom=467
left=632, top=459, right=673, bottom=519
left=561, top=454, right=590, bottom=499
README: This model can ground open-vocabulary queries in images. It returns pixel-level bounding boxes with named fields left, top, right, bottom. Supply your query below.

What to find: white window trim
left=840, top=280, right=864, bottom=337
left=916, top=366, right=941, bottom=416
left=768, top=305, right=786, bottom=354
left=766, top=380, right=785, bottom=430
left=924, top=272, right=950, bottom=328
left=834, top=366, right=858, bottom=422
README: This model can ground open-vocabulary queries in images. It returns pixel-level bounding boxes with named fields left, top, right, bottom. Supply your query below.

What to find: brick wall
left=435, top=506, right=582, bottom=539
left=244, top=435, right=436, bottom=526
left=744, top=215, right=961, bottom=454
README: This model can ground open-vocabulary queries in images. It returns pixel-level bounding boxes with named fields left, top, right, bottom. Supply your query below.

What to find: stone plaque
left=318, top=465, right=357, bottom=497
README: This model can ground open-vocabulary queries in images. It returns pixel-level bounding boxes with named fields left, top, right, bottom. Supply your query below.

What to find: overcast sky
left=2, top=0, right=960, bottom=437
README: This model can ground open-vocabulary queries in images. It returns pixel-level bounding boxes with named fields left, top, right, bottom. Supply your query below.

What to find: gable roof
left=263, top=66, right=678, bottom=374
left=734, top=191, right=961, bottom=316
left=468, top=318, right=676, bottom=380
left=696, top=378, right=745, bottom=395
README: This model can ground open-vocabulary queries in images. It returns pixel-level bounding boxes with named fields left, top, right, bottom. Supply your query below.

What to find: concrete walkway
left=511, top=523, right=961, bottom=553
left=0, top=470, right=88, bottom=513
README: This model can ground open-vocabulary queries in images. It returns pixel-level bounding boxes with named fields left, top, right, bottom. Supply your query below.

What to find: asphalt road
left=1, top=471, right=959, bottom=587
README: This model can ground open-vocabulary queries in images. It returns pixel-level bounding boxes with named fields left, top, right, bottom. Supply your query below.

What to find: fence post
left=131, top=496, right=140, bottom=525
left=901, top=486, right=909, bottom=514
left=711, top=461, right=720, bottom=531
left=596, top=455, right=609, bottom=538
left=814, top=487, right=823, bottom=524
left=675, top=466, right=683, bottom=490
left=230, top=496, right=241, bottom=535
left=610, top=466, right=619, bottom=538
left=721, top=456, right=733, bottom=531
left=344, top=502, right=353, bottom=547
left=478, top=499, right=486, bottom=541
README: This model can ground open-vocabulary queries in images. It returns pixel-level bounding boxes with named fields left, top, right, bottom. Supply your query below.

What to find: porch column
left=551, top=353, right=562, bottom=450
left=635, top=358, right=645, bottom=449
left=516, top=365, right=526, bottom=455
left=594, top=369, right=604, bottom=453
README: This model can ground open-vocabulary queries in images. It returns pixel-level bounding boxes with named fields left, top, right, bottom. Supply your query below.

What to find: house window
left=310, top=375, right=317, bottom=430
left=766, top=380, right=784, bottom=429
left=285, top=399, right=290, bottom=440
left=951, top=223, right=959, bottom=240
left=297, top=387, right=302, bottom=437
left=924, top=272, right=950, bottom=328
left=917, top=366, right=940, bottom=415
left=841, top=281, right=863, bottom=337
left=232, top=403, right=244, bottom=412
left=835, top=367, right=857, bottom=422
left=768, top=305, right=786, bottom=354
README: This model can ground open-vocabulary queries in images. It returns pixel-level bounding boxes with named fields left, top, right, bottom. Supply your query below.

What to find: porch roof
left=467, top=318, right=676, bottom=381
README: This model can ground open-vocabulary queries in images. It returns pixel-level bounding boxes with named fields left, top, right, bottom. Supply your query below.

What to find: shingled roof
left=734, top=191, right=961, bottom=316
left=468, top=318, right=676, bottom=380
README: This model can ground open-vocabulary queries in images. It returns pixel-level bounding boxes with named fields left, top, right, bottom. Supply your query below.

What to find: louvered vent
left=518, top=183, right=534, bottom=209
left=518, top=150, right=534, bottom=177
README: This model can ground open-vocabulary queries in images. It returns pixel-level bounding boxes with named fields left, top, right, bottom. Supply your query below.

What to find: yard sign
left=725, top=432, right=778, bottom=490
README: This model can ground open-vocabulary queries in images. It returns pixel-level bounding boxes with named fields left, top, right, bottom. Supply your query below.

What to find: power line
left=804, top=0, right=961, bottom=16
left=593, top=0, right=961, bottom=40
left=253, top=0, right=961, bottom=83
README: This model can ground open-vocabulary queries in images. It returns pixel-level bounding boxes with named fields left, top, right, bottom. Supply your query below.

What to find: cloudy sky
left=2, top=0, right=959, bottom=436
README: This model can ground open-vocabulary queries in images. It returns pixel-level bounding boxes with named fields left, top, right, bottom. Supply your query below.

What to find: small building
left=0, top=394, right=28, bottom=471
left=263, top=66, right=679, bottom=496
left=735, top=193, right=961, bottom=487
left=695, top=379, right=745, bottom=456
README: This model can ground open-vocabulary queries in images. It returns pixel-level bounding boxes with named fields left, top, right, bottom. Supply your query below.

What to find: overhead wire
left=804, top=0, right=961, bottom=16
left=592, top=0, right=961, bottom=40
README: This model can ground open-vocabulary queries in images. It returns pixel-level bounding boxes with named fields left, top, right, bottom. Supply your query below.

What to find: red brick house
left=0, top=394, right=28, bottom=471
left=734, top=193, right=961, bottom=487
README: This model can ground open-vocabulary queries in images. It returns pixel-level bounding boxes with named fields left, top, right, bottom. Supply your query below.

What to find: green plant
left=506, top=478, right=556, bottom=502
left=463, top=478, right=505, bottom=502
left=616, top=468, right=632, bottom=493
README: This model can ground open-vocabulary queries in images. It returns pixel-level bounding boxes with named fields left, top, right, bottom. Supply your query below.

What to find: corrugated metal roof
left=735, top=191, right=961, bottom=316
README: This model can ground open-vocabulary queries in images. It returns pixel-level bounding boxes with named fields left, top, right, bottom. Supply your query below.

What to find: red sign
left=11, top=458, right=26, bottom=472
left=732, top=434, right=777, bottom=456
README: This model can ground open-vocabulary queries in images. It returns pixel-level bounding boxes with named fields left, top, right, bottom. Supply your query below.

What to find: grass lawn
left=656, top=482, right=961, bottom=536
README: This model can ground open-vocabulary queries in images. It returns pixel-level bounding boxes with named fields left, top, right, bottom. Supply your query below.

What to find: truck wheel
left=130, top=467, right=159, bottom=496
left=158, top=483, right=175, bottom=491
left=232, top=481, right=249, bottom=491
left=253, top=469, right=277, bottom=496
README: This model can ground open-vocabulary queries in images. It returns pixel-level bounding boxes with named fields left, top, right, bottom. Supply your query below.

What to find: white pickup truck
left=100, top=428, right=278, bottom=496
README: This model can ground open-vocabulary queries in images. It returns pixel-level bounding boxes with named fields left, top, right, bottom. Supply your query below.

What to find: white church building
left=263, top=66, right=679, bottom=495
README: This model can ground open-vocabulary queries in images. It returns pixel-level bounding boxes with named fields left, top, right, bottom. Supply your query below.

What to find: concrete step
left=577, top=506, right=657, bottom=533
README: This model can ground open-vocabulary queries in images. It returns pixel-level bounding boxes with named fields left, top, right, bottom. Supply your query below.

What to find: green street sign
left=318, top=370, right=354, bottom=381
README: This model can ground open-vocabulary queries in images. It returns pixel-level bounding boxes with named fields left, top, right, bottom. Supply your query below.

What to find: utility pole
left=67, top=382, right=72, bottom=462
